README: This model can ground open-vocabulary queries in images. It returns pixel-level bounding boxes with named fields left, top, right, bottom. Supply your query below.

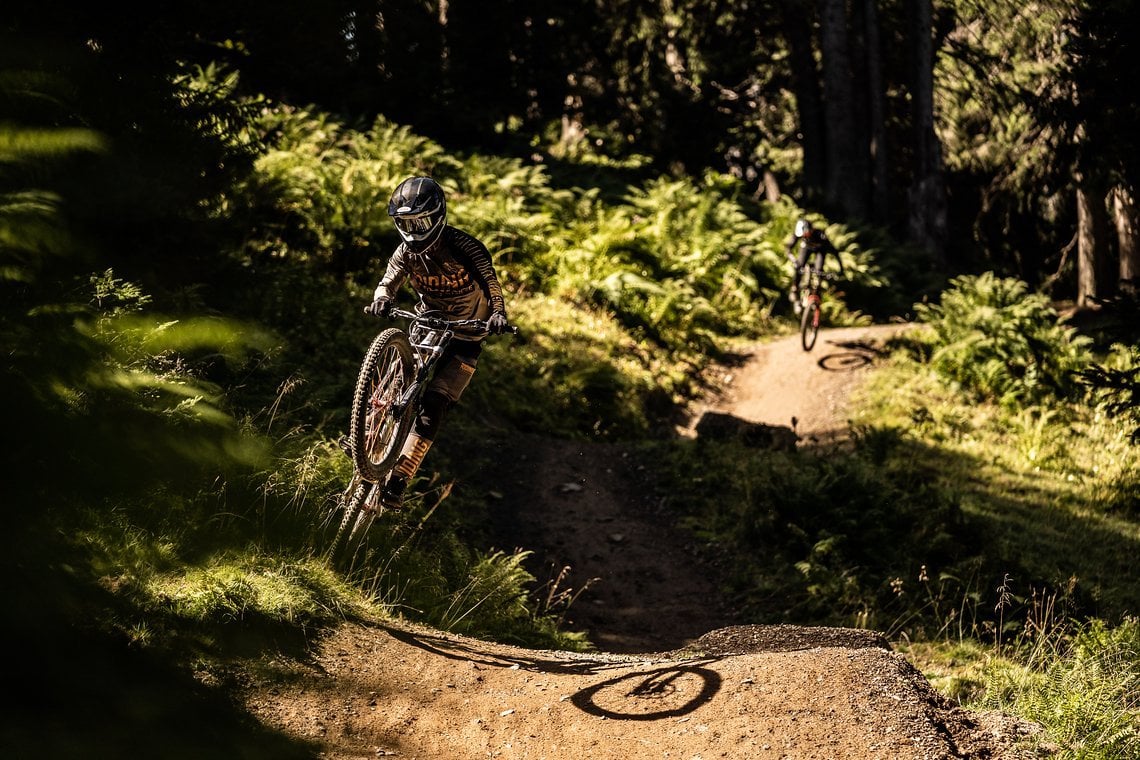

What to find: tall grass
left=856, top=276, right=1140, bottom=758
left=973, top=617, right=1140, bottom=758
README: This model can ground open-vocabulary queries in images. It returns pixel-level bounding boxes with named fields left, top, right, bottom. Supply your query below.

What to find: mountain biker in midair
left=786, top=218, right=845, bottom=314
left=365, top=176, right=510, bottom=509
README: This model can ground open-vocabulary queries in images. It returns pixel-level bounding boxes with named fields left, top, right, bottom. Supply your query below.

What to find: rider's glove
left=365, top=297, right=392, bottom=317
left=487, top=311, right=509, bottom=335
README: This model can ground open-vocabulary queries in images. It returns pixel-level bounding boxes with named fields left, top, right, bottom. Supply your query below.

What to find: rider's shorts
left=428, top=338, right=482, bottom=403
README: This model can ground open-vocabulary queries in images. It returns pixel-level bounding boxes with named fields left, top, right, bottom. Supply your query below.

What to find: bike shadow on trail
left=815, top=337, right=890, bottom=372
left=383, top=625, right=725, bottom=720
left=384, top=624, right=650, bottom=676
left=570, top=660, right=722, bottom=721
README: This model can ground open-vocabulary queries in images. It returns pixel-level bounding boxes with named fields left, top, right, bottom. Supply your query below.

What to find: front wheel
left=349, top=329, right=415, bottom=482
left=327, top=474, right=379, bottom=567
left=800, top=297, right=821, bottom=351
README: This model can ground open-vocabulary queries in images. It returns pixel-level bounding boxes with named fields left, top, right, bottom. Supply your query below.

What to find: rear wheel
left=349, top=329, right=415, bottom=482
left=800, top=297, right=821, bottom=351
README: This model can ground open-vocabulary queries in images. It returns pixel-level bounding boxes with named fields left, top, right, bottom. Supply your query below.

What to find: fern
left=915, top=272, right=1092, bottom=406
left=974, top=618, right=1140, bottom=759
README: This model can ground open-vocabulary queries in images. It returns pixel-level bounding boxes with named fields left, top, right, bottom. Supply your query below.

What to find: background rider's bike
left=327, top=307, right=516, bottom=565
left=799, top=270, right=836, bottom=352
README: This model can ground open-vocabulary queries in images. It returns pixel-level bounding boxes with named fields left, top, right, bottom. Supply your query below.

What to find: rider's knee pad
left=427, top=355, right=477, bottom=404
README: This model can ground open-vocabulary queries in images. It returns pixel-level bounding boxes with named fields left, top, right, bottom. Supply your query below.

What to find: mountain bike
left=798, top=269, right=836, bottom=352
left=328, top=307, right=516, bottom=564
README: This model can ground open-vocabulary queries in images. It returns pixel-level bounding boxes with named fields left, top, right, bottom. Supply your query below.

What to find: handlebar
left=368, top=306, right=520, bottom=335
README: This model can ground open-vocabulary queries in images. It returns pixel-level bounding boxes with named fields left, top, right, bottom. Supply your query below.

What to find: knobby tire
left=328, top=474, right=379, bottom=566
left=349, top=328, right=415, bottom=483
left=801, top=299, right=821, bottom=351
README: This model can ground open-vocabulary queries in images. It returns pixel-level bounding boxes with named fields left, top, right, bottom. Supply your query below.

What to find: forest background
left=2, top=1, right=1139, bottom=757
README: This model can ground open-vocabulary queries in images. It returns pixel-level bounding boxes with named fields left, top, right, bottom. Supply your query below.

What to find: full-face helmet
left=388, top=176, right=447, bottom=252
left=794, top=218, right=814, bottom=238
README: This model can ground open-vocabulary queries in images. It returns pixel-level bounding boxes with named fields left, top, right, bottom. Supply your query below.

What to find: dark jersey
left=374, top=225, right=506, bottom=339
left=787, top=232, right=844, bottom=277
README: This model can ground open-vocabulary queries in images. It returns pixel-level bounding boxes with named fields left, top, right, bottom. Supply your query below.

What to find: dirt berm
left=241, top=324, right=1043, bottom=758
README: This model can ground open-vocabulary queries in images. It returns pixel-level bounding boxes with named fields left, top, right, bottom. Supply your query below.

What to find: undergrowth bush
left=650, top=436, right=975, bottom=631
left=973, top=617, right=1140, bottom=759
left=234, top=105, right=882, bottom=370
left=1079, top=342, right=1140, bottom=446
left=914, top=272, right=1092, bottom=407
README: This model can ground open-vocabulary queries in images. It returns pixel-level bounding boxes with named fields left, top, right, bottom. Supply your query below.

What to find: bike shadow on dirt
left=570, top=660, right=723, bottom=720
left=383, top=624, right=728, bottom=721
left=383, top=624, right=656, bottom=677
left=814, top=338, right=890, bottom=372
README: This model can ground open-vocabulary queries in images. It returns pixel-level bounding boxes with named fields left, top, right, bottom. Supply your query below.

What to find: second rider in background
left=365, top=176, right=510, bottom=509
left=786, top=218, right=846, bottom=314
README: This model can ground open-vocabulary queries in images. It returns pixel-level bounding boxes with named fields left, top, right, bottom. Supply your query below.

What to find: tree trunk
left=818, top=0, right=867, bottom=220
left=762, top=170, right=782, bottom=204
left=863, top=0, right=890, bottom=225
left=1111, top=185, right=1139, bottom=292
left=782, top=0, right=826, bottom=202
left=1076, top=177, right=1114, bottom=307
left=906, top=0, right=947, bottom=264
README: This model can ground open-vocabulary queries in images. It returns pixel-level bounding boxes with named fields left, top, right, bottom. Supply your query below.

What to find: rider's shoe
left=379, top=474, right=408, bottom=510
left=337, top=434, right=352, bottom=458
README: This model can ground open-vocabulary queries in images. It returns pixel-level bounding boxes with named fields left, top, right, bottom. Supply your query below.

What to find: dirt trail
left=241, top=322, right=1042, bottom=759
left=695, top=322, right=915, bottom=444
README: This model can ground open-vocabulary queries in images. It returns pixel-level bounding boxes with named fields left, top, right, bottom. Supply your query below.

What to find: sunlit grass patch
left=970, top=617, right=1140, bottom=759
left=147, top=555, right=369, bottom=626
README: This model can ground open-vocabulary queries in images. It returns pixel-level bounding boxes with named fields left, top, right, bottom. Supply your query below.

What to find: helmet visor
left=393, top=210, right=444, bottom=242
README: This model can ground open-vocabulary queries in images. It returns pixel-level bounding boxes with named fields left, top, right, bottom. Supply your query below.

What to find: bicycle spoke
left=365, top=348, right=405, bottom=462
left=349, top=329, right=414, bottom=482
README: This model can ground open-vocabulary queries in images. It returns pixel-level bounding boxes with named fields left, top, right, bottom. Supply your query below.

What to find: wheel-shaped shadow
left=816, top=338, right=889, bottom=372
left=570, top=660, right=722, bottom=721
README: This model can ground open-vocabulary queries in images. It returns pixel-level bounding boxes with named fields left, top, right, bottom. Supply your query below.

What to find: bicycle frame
left=387, top=308, right=463, bottom=423
left=800, top=267, right=826, bottom=305
left=798, top=268, right=834, bottom=352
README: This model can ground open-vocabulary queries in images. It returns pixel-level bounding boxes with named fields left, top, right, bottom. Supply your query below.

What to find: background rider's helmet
left=388, top=176, right=447, bottom=252
left=794, top=218, right=814, bottom=238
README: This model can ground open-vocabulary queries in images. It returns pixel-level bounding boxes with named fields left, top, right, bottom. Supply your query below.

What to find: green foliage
left=49, top=274, right=273, bottom=489
left=2, top=94, right=273, bottom=500
left=464, top=295, right=667, bottom=438
left=254, top=434, right=593, bottom=651
left=578, top=172, right=783, bottom=352
left=973, top=617, right=1140, bottom=759
left=148, top=557, right=365, bottom=629
left=1079, top=343, right=1140, bottom=445
left=431, top=549, right=588, bottom=648
left=857, top=343, right=1140, bottom=607
left=651, top=435, right=972, bottom=631
left=914, top=272, right=1093, bottom=406
left=234, top=110, right=459, bottom=262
